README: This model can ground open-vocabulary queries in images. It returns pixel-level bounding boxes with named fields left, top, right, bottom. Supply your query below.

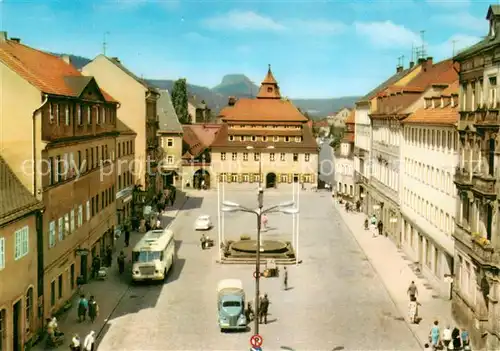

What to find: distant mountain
left=55, top=53, right=359, bottom=117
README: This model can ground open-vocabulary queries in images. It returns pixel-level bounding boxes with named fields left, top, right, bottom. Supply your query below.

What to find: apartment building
left=335, top=111, right=355, bottom=197
left=210, top=66, right=318, bottom=189
left=0, top=157, right=44, bottom=351
left=0, top=34, right=118, bottom=319
left=82, top=55, right=161, bottom=192
left=400, top=82, right=459, bottom=297
left=115, top=119, right=136, bottom=228
left=452, top=5, right=500, bottom=349
left=157, top=90, right=183, bottom=187
left=369, top=58, right=457, bottom=244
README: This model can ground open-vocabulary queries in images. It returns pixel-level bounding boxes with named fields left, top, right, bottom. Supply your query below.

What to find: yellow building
left=157, top=90, right=183, bottom=187
left=211, top=66, right=319, bottom=188
left=0, top=156, right=44, bottom=351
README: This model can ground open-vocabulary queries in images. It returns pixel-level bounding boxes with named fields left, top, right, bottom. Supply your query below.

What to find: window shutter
left=23, top=227, right=29, bottom=255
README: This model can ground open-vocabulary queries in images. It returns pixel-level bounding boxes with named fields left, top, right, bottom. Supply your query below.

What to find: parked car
left=195, top=215, right=212, bottom=230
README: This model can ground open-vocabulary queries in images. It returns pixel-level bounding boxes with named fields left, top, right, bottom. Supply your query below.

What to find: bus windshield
left=132, top=251, right=162, bottom=263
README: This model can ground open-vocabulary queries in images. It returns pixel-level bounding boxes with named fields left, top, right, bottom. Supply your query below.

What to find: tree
left=171, top=78, right=189, bottom=124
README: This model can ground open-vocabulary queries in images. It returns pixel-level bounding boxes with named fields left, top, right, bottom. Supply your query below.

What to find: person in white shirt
left=83, top=331, right=95, bottom=351
left=442, top=325, right=452, bottom=349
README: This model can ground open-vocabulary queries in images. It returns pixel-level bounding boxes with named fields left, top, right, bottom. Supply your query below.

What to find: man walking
left=77, top=294, right=88, bottom=322
left=83, top=331, right=96, bottom=351
left=283, top=267, right=288, bottom=290
left=117, top=250, right=126, bottom=274
left=259, top=294, right=269, bottom=324
left=407, top=281, right=418, bottom=301
left=124, top=228, right=130, bottom=247
left=88, top=296, right=99, bottom=323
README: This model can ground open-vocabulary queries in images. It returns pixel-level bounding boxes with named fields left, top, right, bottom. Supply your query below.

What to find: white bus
left=131, top=229, right=175, bottom=282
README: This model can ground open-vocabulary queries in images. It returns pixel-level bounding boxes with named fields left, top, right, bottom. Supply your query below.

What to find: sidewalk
left=332, top=200, right=457, bottom=349
left=32, top=194, right=188, bottom=350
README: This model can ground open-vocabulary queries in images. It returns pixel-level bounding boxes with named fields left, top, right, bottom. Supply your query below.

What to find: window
left=50, top=281, right=55, bottom=306
left=243, top=174, right=249, bottom=182
left=305, top=153, right=310, bottom=161
left=78, top=205, right=83, bottom=227
left=293, top=153, right=298, bottom=162
left=86, top=201, right=90, bottom=220
left=58, top=274, right=63, bottom=298
left=262, top=136, right=268, bottom=142
left=70, top=210, right=75, bottom=232
left=243, top=152, right=248, bottom=161
left=232, top=153, right=237, bottom=161
left=0, top=238, right=4, bottom=270
left=167, top=155, right=174, bottom=164
left=103, top=107, right=107, bottom=123
left=221, top=152, right=226, bottom=161
left=58, top=217, right=64, bottom=241
left=167, top=138, right=173, bottom=147
left=240, top=136, right=244, bottom=141
left=229, top=135, right=234, bottom=141
left=87, top=106, right=91, bottom=124
left=295, top=136, right=301, bottom=142
left=77, top=105, right=82, bottom=125
left=280, top=153, right=286, bottom=161
left=70, top=264, right=75, bottom=290
left=270, top=153, right=275, bottom=161
left=55, top=104, right=59, bottom=125
left=285, top=136, right=290, bottom=142
left=65, top=213, right=70, bottom=235
left=65, top=105, right=70, bottom=125
left=14, top=226, right=29, bottom=260
left=49, top=221, right=56, bottom=248
left=24, top=287, right=33, bottom=334
left=273, top=136, right=279, bottom=142
left=49, top=103, right=54, bottom=123
left=254, top=153, right=260, bottom=161
left=96, top=107, right=101, bottom=124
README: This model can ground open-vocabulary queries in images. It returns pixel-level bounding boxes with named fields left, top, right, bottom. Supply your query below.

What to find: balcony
left=454, top=167, right=472, bottom=186
left=353, top=146, right=366, bottom=158
left=354, top=171, right=368, bottom=184
left=454, top=222, right=500, bottom=267
left=472, top=173, right=496, bottom=196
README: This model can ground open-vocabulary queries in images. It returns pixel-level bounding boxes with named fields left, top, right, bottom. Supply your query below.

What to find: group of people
left=364, top=214, right=384, bottom=237
left=90, top=246, right=113, bottom=279
left=70, top=331, right=96, bottom=351
left=245, top=294, right=271, bottom=324
left=77, top=294, right=100, bottom=323
left=427, top=321, right=470, bottom=350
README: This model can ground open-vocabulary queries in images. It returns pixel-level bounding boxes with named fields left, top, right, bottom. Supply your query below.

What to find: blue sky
left=0, top=0, right=492, bottom=98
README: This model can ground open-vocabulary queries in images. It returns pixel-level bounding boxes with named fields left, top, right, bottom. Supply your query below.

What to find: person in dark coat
left=377, top=221, right=384, bottom=236
left=91, top=256, right=100, bottom=279
left=77, top=295, right=88, bottom=322
left=105, top=246, right=112, bottom=267
left=88, top=296, right=99, bottom=323
left=259, top=294, right=269, bottom=324
left=117, top=251, right=126, bottom=274
left=124, top=229, right=130, bottom=247
left=283, top=267, right=288, bottom=290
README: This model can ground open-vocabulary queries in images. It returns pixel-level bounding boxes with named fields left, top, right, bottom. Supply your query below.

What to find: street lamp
left=221, top=196, right=298, bottom=336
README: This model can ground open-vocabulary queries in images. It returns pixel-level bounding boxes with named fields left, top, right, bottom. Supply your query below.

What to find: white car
left=195, top=215, right=212, bottom=230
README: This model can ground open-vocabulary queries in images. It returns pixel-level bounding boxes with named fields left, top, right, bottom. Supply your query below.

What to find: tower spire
left=257, top=65, right=281, bottom=99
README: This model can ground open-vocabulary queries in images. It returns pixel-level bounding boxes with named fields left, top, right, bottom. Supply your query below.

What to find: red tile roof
left=345, top=110, right=355, bottom=124
left=442, top=81, right=459, bottom=96
left=342, top=133, right=355, bottom=143
left=220, top=98, right=308, bottom=122
left=181, top=124, right=222, bottom=158
left=0, top=39, right=116, bottom=102
left=313, top=119, right=329, bottom=127
left=406, top=59, right=457, bottom=89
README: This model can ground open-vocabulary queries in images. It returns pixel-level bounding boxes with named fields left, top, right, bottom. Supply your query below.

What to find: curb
left=96, top=195, right=190, bottom=343
left=331, top=199, right=426, bottom=350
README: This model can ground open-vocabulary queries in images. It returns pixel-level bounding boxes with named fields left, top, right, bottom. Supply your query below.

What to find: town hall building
left=211, top=65, right=319, bottom=188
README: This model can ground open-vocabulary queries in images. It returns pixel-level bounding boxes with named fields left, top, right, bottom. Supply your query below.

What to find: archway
left=193, top=169, right=210, bottom=189
left=163, top=171, right=178, bottom=187
left=266, top=172, right=277, bottom=188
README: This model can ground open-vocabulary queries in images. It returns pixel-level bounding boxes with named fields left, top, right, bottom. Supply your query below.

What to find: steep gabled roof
left=0, top=156, right=43, bottom=226
left=158, top=90, right=182, bottom=133
left=219, top=98, right=307, bottom=122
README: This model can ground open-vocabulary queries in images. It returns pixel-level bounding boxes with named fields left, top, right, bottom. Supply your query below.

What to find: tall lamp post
left=221, top=199, right=298, bottom=336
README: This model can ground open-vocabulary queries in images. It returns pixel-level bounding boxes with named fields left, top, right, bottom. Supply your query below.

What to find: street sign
left=250, top=334, right=263, bottom=348
left=253, top=271, right=261, bottom=279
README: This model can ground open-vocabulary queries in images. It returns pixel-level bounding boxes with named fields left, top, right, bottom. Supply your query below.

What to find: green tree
left=171, top=78, right=189, bottom=124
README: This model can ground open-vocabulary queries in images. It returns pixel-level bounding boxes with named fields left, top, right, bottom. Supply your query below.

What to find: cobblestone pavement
left=332, top=199, right=458, bottom=349
left=97, top=189, right=420, bottom=351
left=32, top=194, right=188, bottom=351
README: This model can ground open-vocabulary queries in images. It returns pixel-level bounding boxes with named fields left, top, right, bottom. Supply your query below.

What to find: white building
left=400, top=82, right=459, bottom=297
left=354, top=100, right=371, bottom=211
left=335, top=110, right=355, bottom=197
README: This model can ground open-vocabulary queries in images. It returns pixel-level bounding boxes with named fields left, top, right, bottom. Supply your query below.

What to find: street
left=96, top=189, right=420, bottom=350
left=319, top=138, right=335, bottom=186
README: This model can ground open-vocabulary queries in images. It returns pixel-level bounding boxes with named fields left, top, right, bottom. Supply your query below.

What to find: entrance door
left=13, top=301, right=21, bottom=351
left=80, top=254, right=88, bottom=282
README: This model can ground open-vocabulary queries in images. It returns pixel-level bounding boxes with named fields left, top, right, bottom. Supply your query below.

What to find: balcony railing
left=354, top=171, right=368, bottom=184
left=454, top=222, right=499, bottom=266
left=454, top=167, right=472, bottom=185
left=472, top=173, right=496, bottom=196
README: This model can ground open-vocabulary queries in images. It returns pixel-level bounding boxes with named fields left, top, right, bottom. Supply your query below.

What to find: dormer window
left=267, top=87, right=272, bottom=93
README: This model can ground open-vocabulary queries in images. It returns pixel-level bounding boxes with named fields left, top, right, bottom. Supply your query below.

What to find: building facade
left=158, top=90, right=183, bottom=187
left=452, top=6, right=500, bottom=349
left=0, top=35, right=118, bottom=320
left=0, top=157, right=44, bottom=351
left=188, top=95, right=212, bottom=124
left=82, top=55, right=161, bottom=192
left=210, top=66, right=319, bottom=189
left=400, top=83, right=459, bottom=297
left=335, top=111, right=355, bottom=197
left=115, top=120, right=136, bottom=229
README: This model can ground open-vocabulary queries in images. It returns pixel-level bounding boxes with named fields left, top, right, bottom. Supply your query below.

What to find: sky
left=0, top=0, right=493, bottom=98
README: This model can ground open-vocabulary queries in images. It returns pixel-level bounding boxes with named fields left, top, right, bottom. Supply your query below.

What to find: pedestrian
left=124, top=229, right=130, bottom=247
left=259, top=294, right=269, bottom=324
left=77, top=294, right=88, bottom=322
left=106, top=246, right=112, bottom=267
left=461, top=329, right=470, bottom=349
left=452, top=327, right=461, bottom=350
left=261, top=214, right=268, bottom=229
left=370, top=215, right=377, bottom=238
left=70, top=334, right=81, bottom=351
left=442, top=324, right=452, bottom=348
left=377, top=220, right=384, bottom=236
left=91, top=256, right=100, bottom=279
left=200, top=233, right=207, bottom=250
left=407, top=281, right=418, bottom=301
left=408, top=298, right=419, bottom=324
left=117, top=250, right=126, bottom=274
left=429, top=320, right=440, bottom=349
left=88, top=296, right=99, bottom=323
left=283, top=267, right=288, bottom=290
left=83, top=331, right=96, bottom=351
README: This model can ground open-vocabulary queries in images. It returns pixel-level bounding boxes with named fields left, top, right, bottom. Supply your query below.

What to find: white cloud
left=432, top=12, right=486, bottom=33
left=430, top=34, right=482, bottom=59
left=354, top=21, right=420, bottom=48
left=288, top=19, right=346, bottom=35
left=203, top=10, right=286, bottom=31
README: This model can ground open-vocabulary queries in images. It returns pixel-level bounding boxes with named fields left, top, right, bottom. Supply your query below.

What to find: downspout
left=32, top=94, right=49, bottom=197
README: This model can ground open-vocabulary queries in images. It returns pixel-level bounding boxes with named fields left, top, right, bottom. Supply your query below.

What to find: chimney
left=396, top=65, right=404, bottom=73
left=10, top=37, right=20, bottom=43
left=409, top=61, right=415, bottom=68
left=417, top=57, right=426, bottom=65
left=228, top=96, right=237, bottom=106
left=111, top=57, right=120, bottom=63
left=422, top=57, right=433, bottom=71
left=0, top=31, right=7, bottom=42
left=62, top=55, right=71, bottom=65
